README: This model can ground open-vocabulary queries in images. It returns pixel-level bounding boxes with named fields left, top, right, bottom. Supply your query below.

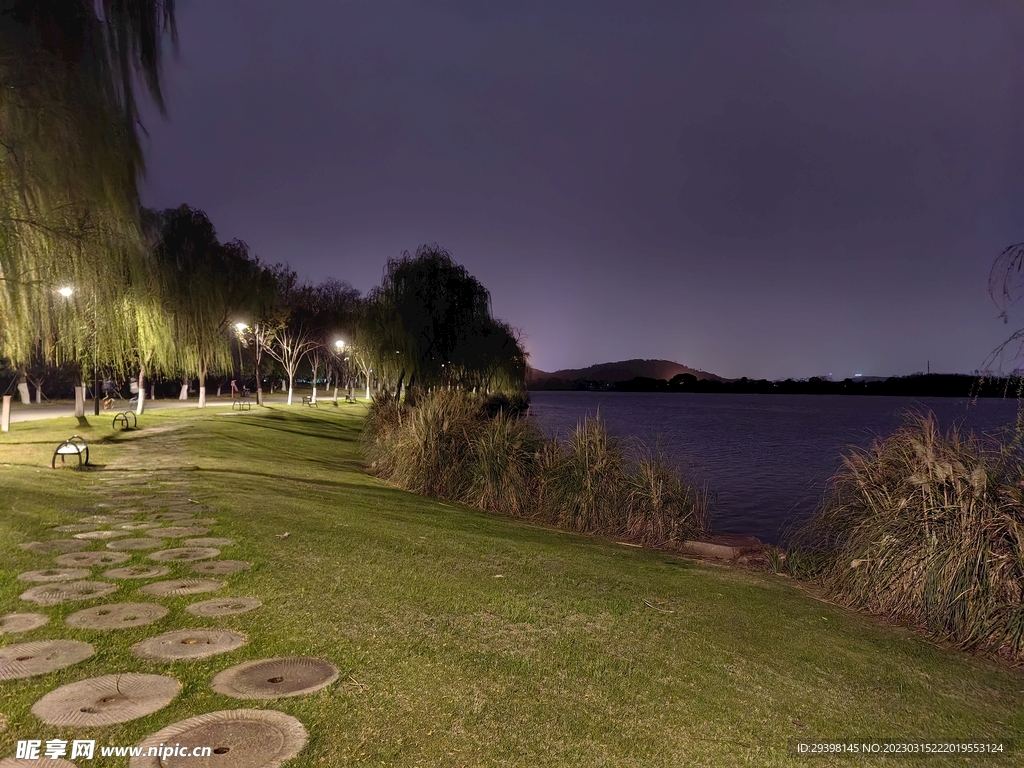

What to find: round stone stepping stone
left=74, top=530, right=130, bottom=540
left=0, top=613, right=49, bottom=635
left=190, top=560, right=250, bottom=575
left=114, top=521, right=162, bottom=530
left=147, top=512, right=194, bottom=522
left=139, top=578, right=224, bottom=597
left=129, top=709, right=307, bottom=767
left=0, top=640, right=93, bottom=679
left=211, top=657, right=339, bottom=699
left=66, top=602, right=168, bottom=629
left=107, top=537, right=163, bottom=551
left=52, top=523, right=99, bottom=532
left=149, top=547, right=220, bottom=563
left=0, top=757, right=76, bottom=767
left=20, top=581, right=117, bottom=606
left=80, top=514, right=131, bottom=524
left=184, top=537, right=233, bottom=548
left=145, top=526, right=210, bottom=539
left=17, top=568, right=90, bottom=583
left=20, top=540, right=89, bottom=554
left=131, top=629, right=246, bottom=661
left=55, top=551, right=129, bottom=567
left=186, top=597, right=261, bottom=617
left=31, top=673, right=180, bottom=726
left=104, top=565, right=170, bottom=580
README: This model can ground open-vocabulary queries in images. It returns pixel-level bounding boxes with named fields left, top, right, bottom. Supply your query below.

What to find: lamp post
left=234, top=322, right=248, bottom=391
left=333, top=340, right=344, bottom=404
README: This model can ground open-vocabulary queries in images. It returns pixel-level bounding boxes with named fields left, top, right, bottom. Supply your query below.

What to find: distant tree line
left=0, top=5, right=524, bottom=411
left=532, top=373, right=1022, bottom=398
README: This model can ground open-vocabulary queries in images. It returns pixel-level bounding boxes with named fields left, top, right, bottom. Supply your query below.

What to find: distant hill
left=528, top=359, right=726, bottom=389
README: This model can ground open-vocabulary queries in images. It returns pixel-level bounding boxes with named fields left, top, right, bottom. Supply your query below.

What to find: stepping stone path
left=16, top=568, right=90, bottom=583
left=211, top=657, right=339, bottom=699
left=104, top=564, right=170, bottom=579
left=20, top=581, right=118, bottom=606
left=0, top=640, right=93, bottom=679
left=65, top=602, right=168, bottom=629
left=132, top=629, right=247, bottom=661
left=186, top=597, right=261, bottom=617
left=20, top=540, right=88, bottom=554
left=0, top=613, right=49, bottom=635
left=3, top=434, right=330, bottom=767
left=139, top=578, right=225, bottom=597
left=129, top=709, right=308, bottom=768
left=107, top=537, right=164, bottom=550
left=148, top=547, right=220, bottom=563
left=32, top=673, right=180, bottom=726
left=54, top=551, right=129, bottom=567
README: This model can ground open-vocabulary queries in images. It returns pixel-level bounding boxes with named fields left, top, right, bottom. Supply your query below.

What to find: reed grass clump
left=792, top=411, right=1024, bottom=662
left=364, top=391, right=711, bottom=549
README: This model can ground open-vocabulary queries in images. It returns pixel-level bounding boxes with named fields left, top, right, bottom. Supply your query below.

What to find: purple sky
left=139, top=0, right=1024, bottom=379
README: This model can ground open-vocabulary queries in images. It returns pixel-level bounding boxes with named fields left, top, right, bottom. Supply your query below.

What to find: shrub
left=384, top=389, right=479, bottom=499
left=792, top=411, right=1024, bottom=662
left=364, top=392, right=713, bottom=555
left=464, top=411, right=543, bottom=517
left=624, top=445, right=710, bottom=545
left=540, top=413, right=627, bottom=533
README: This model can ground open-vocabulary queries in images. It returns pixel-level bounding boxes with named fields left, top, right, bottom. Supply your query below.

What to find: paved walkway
left=4, top=392, right=356, bottom=423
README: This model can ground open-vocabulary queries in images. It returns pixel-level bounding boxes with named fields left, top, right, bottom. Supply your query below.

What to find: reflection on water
left=528, top=391, right=1021, bottom=544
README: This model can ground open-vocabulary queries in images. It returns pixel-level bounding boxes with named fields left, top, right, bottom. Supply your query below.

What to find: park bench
left=301, top=395, right=318, bottom=408
left=232, top=396, right=252, bottom=411
left=52, top=435, right=89, bottom=469
left=112, top=411, right=137, bottom=430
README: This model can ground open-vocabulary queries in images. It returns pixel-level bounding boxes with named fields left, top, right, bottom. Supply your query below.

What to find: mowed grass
left=0, top=406, right=1022, bottom=767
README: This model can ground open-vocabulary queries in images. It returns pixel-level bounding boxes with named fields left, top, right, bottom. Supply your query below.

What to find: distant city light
left=854, top=373, right=863, bottom=377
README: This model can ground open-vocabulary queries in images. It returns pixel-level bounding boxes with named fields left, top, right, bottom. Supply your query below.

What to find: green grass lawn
left=1, top=406, right=1022, bottom=766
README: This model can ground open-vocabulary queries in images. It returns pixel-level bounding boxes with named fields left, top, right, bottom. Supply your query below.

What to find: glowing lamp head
left=58, top=286, right=73, bottom=298
left=235, top=322, right=248, bottom=332
left=335, top=340, right=345, bottom=350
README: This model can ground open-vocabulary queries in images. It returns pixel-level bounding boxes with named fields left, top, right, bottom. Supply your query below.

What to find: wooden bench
left=301, top=395, right=318, bottom=408
left=232, top=397, right=252, bottom=411
left=112, top=411, right=137, bottom=430
left=52, top=435, right=89, bottom=469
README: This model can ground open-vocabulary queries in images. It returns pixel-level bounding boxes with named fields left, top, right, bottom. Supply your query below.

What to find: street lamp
left=233, top=322, right=249, bottom=395
left=333, top=340, right=345, bottom=404
left=57, top=285, right=99, bottom=415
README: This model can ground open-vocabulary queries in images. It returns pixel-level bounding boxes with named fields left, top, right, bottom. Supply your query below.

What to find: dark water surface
left=527, top=392, right=1021, bottom=544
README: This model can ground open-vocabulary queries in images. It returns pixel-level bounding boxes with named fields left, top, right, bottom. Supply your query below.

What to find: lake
left=527, top=391, right=1022, bottom=544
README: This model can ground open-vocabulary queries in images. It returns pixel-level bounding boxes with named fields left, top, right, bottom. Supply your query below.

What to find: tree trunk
left=179, top=379, right=189, bottom=400
left=287, top=370, right=294, bottom=405
left=255, top=359, right=263, bottom=406
left=34, top=383, right=42, bottom=404
left=136, top=365, right=147, bottom=415
left=16, top=371, right=30, bottom=405
left=394, top=370, right=405, bottom=399
left=198, top=366, right=207, bottom=408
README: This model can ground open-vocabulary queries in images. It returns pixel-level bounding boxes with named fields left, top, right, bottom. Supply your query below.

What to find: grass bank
left=0, top=407, right=1022, bottom=766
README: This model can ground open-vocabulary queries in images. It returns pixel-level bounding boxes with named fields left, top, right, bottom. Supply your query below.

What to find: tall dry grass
left=792, top=411, right=1024, bottom=662
left=364, top=392, right=711, bottom=549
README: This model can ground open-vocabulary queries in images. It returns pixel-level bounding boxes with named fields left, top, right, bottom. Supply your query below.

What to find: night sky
left=139, top=1, right=1024, bottom=380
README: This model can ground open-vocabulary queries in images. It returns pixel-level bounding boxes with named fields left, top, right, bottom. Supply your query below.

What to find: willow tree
left=150, top=205, right=263, bottom=408
left=367, top=245, right=493, bottom=402
left=0, top=1, right=177, bottom=389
